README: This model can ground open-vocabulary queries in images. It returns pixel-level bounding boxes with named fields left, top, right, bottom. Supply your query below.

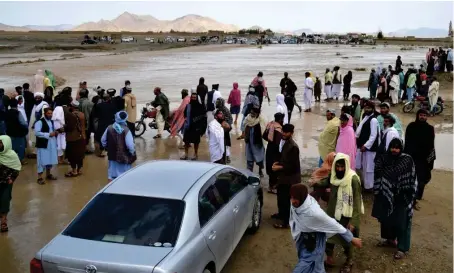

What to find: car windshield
left=63, top=193, right=185, bottom=247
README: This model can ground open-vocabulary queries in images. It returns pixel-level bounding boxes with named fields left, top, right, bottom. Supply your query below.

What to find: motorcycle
left=135, top=103, right=174, bottom=137
left=402, top=94, right=444, bottom=115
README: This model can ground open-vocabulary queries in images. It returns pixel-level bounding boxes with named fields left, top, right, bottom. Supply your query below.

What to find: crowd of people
left=0, top=52, right=442, bottom=273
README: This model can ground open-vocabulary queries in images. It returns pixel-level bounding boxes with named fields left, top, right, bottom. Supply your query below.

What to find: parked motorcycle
left=135, top=103, right=174, bottom=137
left=402, top=95, right=444, bottom=115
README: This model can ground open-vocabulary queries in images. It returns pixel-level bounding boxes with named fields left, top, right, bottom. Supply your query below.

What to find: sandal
left=46, top=174, right=57, bottom=180
left=273, top=223, right=289, bottom=229
left=180, top=156, right=188, bottom=160
left=65, top=172, right=78, bottom=178
left=77, top=170, right=83, bottom=175
left=153, top=135, right=162, bottom=139
left=190, top=156, right=198, bottom=161
left=340, top=261, right=354, bottom=273
left=0, top=221, right=8, bottom=233
left=394, top=251, right=406, bottom=260
left=376, top=239, right=397, bottom=247
left=37, top=178, right=45, bottom=185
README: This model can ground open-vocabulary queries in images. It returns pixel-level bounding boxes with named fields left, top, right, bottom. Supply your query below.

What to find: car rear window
left=63, top=193, right=185, bottom=247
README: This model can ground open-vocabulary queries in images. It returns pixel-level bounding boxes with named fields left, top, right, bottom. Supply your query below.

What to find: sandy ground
left=0, top=43, right=452, bottom=273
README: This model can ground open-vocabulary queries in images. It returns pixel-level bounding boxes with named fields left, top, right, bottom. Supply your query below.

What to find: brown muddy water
left=0, top=44, right=452, bottom=273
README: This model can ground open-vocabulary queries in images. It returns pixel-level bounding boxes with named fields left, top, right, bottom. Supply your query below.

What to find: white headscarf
left=290, top=195, right=348, bottom=242
left=276, top=94, right=288, bottom=124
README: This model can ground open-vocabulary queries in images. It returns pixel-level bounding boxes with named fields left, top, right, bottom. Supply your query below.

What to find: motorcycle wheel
left=135, top=121, right=146, bottom=137
left=402, top=102, right=415, bottom=113
left=434, top=104, right=444, bottom=115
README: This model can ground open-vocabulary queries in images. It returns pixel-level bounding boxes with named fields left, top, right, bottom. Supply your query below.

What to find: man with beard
left=22, top=83, right=34, bottom=124
left=181, top=91, right=207, bottom=160
left=319, top=153, right=363, bottom=271
left=264, top=113, right=284, bottom=194
left=271, top=123, right=301, bottom=229
left=196, top=77, right=208, bottom=107
left=404, top=109, right=435, bottom=210
left=93, top=93, right=116, bottom=157
left=355, top=100, right=379, bottom=191
left=376, top=102, right=403, bottom=137
left=64, top=100, right=86, bottom=177
left=120, top=80, right=131, bottom=97
left=377, top=114, right=400, bottom=155
left=215, top=98, right=233, bottom=163
left=35, top=107, right=60, bottom=185
left=207, top=109, right=229, bottom=164
left=244, top=107, right=266, bottom=177
left=150, top=87, right=170, bottom=139
left=78, top=89, right=94, bottom=154
left=373, top=138, right=417, bottom=260
left=27, top=92, right=49, bottom=158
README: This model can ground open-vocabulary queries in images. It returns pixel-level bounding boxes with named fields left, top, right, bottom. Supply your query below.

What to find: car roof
left=103, top=160, right=220, bottom=200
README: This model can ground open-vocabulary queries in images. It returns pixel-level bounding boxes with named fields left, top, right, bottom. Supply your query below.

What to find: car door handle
left=208, top=230, right=216, bottom=240
left=233, top=205, right=239, bottom=213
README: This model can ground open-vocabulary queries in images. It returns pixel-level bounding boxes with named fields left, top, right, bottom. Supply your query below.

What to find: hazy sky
left=1, top=1, right=452, bottom=32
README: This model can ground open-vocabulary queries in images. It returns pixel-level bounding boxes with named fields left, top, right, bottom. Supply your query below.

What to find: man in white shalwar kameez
left=377, top=114, right=400, bottom=154
left=324, top=68, right=333, bottom=101
left=52, top=104, right=66, bottom=162
left=32, top=69, right=45, bottom=94
left=428, top=77, right=439, bottom=114
left=35, top=106, right=59, bottom=185
left=207, top=109, right=227, bottom=164
left=27, top=92, right=49, bottom=157
left=355, top=100, right=379, bottom=190
left=303, top=72, right=314, bottom=112
left=276, top=94, right=289, bottom=124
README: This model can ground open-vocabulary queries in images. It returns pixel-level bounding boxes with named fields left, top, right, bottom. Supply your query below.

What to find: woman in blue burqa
left=289, top=184, right=362, bottom=273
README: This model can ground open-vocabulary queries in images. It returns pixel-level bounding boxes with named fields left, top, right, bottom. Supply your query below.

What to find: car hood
left=40, top=235, right=172, bottom=273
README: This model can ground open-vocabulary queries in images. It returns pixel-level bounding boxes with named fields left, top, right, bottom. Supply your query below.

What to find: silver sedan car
left=31, top=160, right=263, bottom=273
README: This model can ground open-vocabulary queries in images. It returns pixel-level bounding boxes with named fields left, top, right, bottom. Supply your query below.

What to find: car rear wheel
left=247, top=198, right=262, bottom=234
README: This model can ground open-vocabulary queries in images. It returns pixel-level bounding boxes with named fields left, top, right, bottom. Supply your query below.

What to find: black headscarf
left=373, top=138, right=417, bottom=220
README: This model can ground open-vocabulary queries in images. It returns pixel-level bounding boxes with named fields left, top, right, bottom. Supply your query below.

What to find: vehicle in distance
left=31, top=160, right=263, bottom=273
left=81, top=39, right=98, bottom=45
left=177, top=37, right=187, bottom=42
left=145, top=37, right=155, bottom=43
left=121, top=36, right=134, bottom=43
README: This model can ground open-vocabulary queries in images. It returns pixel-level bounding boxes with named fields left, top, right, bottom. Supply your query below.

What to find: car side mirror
left=248, top=176, right=260, bottom=186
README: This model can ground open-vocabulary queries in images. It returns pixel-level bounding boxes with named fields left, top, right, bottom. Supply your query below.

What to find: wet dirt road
left=0, top=44, right=452, bottom=273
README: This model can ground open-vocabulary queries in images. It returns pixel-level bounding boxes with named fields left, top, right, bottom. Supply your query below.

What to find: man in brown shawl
left=64, top=100, right=86, bottom=177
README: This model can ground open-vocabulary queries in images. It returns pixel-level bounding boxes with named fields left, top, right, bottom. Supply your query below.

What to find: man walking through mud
left=151, top=87, right=170, bottom=139
left=280, top=72, right=302, bottom=113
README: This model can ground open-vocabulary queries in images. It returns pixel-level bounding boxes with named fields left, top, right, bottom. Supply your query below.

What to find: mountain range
left=0, top=12, right=449, bottom=38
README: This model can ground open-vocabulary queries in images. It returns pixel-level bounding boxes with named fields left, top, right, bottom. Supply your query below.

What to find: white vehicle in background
left=177, top=37, right=186, bottom=42
left=145, top=37, right=155, bottom=43
left=191, top=37, right=199, bottom=42
left=121, top=36, right=134, bottom=43
left=210, top=37, right=219, bottom=43
left=271, top=39, right=279, bottom=44
left=249, top=40, right=257, bottom=45
left=165, top=36, right=175, bottom=43
left=226, top=39, right=233, bottom=44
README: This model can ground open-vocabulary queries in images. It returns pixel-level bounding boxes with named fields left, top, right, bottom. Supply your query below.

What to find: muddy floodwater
left=0, top=44, right=452, bottom=273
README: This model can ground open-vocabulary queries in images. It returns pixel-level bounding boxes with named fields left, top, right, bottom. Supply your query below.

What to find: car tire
left=247, top=197, right=262, bottom=234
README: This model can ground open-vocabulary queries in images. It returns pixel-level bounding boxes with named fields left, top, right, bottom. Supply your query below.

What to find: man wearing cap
left=64, top=100, right=86, bottom=177
left=355, top=100, right=379, bottom=190
left=27, top=92, right=49, bottom=158
left=92, top=93, right=116, bottom=157
left=376, top=102, right=403, bottom=137
left=377, top=114, right=400, bottom=154
left=318, top=109, right=340, bottom=166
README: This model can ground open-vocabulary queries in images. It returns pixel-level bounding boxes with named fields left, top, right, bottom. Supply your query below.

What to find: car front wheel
left=247, top=198, right=262, bottom=234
